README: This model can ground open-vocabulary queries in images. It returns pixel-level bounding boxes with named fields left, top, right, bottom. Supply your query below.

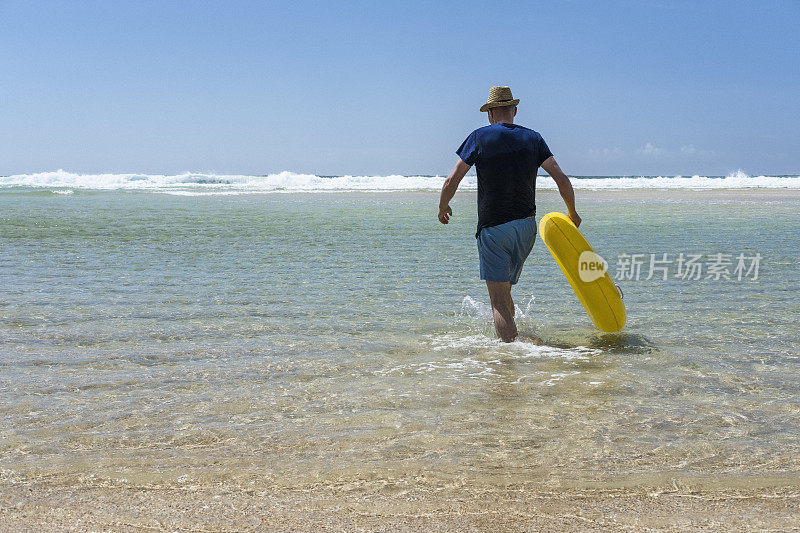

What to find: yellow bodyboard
left=538, top=212, right=626, bottom=332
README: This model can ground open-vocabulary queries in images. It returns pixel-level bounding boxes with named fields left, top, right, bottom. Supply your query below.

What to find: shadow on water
left=587, top=332, right=659, bottom=355
left=518, top=327, right=659, bottom=356
left=515, top=331, right=545, bottom=345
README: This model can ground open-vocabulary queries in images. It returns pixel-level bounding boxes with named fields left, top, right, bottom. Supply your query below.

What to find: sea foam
left=1, top=169, right=798, bottom=192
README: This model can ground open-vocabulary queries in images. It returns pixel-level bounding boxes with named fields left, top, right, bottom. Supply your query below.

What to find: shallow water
left=1, top=189, right=799, bottom=490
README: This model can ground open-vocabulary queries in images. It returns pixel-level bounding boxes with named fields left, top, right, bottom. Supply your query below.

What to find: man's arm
left=438, top=158, right=471, bottom=224
left=541, top=156, right=581, bottom=227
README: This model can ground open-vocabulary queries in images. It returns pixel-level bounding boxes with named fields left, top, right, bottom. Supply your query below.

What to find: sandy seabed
left=1, top=480, right=799, bottom=532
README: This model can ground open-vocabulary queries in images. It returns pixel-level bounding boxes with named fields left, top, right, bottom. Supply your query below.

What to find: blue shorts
left=477, top=217, right=537, bottom=285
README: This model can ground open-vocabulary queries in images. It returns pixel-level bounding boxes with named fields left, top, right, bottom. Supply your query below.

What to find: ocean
left=1, top=171, right=799, bottom=497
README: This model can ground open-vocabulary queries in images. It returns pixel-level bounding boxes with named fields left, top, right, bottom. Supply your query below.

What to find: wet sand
left=2, top=479, right=799, bottom=531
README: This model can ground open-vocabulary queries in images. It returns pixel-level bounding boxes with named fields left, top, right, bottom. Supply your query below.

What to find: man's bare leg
left=486, top=281, right=517, bottom=342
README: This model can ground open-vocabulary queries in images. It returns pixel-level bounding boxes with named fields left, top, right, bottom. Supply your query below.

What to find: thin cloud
left=587, top=147, right=625, bottom=160
left=638, top=142, right=664, bottom=156
left=680, top=144, right=715, bottom=157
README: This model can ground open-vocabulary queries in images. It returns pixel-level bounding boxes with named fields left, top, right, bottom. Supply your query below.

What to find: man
left=438, top=86, right=581, bottom=342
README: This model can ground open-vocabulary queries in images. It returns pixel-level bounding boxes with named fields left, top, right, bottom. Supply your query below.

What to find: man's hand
left=541, top=157, right=581, bottom=228
left=438, top=159, right=471, bottom=226
left=438, top=204, right=453, bottom=224
left=568, top=209, right=582, bottom=228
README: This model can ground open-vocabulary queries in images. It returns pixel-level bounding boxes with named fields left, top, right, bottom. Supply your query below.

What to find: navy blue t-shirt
left=456, top=123, right=553, bottom=237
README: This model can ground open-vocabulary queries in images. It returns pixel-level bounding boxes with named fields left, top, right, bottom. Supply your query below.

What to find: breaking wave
left=1, top=169, right=798, bottom=193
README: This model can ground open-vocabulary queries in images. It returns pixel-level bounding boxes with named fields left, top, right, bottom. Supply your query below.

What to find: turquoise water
left=1, top=189, right=799, bottom=490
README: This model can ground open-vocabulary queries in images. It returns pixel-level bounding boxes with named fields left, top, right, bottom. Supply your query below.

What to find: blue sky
left=1, top=0, right=798, bottom=176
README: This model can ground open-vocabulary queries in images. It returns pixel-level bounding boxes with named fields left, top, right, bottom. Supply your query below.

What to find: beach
left=3, top=478, right=799, bottom=530
left=2, top=178, right=799, bottom=530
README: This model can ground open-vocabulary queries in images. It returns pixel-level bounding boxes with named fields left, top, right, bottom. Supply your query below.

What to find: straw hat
left=479, top=86, right=520, bottom=112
